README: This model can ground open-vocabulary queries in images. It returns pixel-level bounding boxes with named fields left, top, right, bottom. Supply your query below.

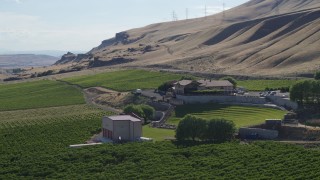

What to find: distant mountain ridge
left=0, top=54, right=59, bottom=69
left=55, top=0, right=320, bottom=76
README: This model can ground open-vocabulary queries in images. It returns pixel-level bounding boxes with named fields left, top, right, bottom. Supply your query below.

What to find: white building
left=102, top=115, right=142, bottom=142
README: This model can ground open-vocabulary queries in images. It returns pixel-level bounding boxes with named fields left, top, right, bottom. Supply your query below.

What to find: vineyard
left=238, top=79, right=300, bottom=91
left=0, top=80, right=84, bottom=111
left=167, top=104, right=286, bottom=128
left=63, top=69, right=184, bottom=91
left=0, top=105, right=106, bottom=128
left=0, top=79, right=319, bottom=178
left=1, top=123, right=320, bottom=180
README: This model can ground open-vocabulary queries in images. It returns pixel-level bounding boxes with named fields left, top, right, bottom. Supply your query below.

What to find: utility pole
left=221, top=1, right=225, bottom=24
left=205, top=5, right=207, bottom=18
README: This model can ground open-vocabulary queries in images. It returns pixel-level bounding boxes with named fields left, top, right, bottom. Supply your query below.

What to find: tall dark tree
left=206, top=119, right=236, bottom=142
left=175, top=115, right=206, bottom=141
left=290, top=80, right=320, bottom=107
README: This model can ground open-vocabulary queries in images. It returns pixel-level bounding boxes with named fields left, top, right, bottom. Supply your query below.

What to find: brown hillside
left=58, top=0, right=320, bottom=76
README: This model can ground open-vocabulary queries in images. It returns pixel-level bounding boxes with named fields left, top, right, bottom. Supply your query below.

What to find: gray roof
left=197, top=80, right=233, bottom=87
left=107, top=115, right=141, bottom=122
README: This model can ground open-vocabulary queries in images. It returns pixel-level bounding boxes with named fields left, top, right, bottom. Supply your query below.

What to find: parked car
left=133, top=89, right=142, bottom=95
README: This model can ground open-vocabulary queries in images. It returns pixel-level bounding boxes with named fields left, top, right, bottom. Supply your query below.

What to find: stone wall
left=176, top=95, right=266, bottom=104
left=239, top=128, right=279, bottom=139
left=267, top=96, right=298, bottom=110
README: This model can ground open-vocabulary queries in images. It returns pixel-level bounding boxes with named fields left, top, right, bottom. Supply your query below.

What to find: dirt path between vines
left=56, top=80, right=122, bottom=114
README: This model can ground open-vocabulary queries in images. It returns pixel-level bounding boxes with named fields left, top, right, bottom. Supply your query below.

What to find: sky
left=0, top=0, right=249, bottom=52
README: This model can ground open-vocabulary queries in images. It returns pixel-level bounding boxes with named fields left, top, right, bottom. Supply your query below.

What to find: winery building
left=102, top=115, right=142, bottom=142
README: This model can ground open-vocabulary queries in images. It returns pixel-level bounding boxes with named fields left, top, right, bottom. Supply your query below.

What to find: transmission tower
left=220, top=1, right=226, bottom=24
left=205, top=5, right=207, bottom=18
left=172, top=11, right=178, bottom=21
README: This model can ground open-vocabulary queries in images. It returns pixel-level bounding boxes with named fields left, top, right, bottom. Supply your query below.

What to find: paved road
left=141, top=89, right=163, bottom=101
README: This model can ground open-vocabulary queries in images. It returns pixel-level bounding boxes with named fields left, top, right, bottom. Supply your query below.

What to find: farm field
left=0, top=80, right=84, bottom=111
left=167, top=104, right=286, bottom=128
left=63, top=69, right=184, bottom=91
left=238, top=79, right=300, bottom=91
left=0, top=76, right=318, bottom=179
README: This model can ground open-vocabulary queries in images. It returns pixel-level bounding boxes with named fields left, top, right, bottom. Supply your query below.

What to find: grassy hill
left=0, top=80, right=84, bottom=111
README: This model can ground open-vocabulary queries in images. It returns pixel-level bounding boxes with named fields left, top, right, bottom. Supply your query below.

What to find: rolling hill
left=56, top=0, right=320, bottom=76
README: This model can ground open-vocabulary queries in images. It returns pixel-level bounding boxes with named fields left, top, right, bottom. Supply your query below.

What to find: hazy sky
left=0, top=0, right=249, bottom=52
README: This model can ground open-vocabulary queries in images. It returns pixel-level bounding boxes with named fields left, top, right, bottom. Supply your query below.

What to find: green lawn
left=143, top=125, right=175, bottom=141
left=167, top=104, right=286, bottom=128
left=238, top=79, right=299, bottom=91
left=0, top=80, right=84, bottom=111
left=63, top=69, right=184, bottom=91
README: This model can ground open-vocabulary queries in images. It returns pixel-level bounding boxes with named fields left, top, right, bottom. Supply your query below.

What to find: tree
left=175, top=115, right=207, bottom=141
left=290, top=80, right=320, bottom=107
left=315, top=71, right=320, bottom=80
left=290, top=81, right=305, bottom=105
left=220, top=76, right=237, bottom=88
left=158, top=81, right=175, bottom=92
left=206, top=119, right=235, bottom=143
left=123, top=104, right=155, bottom=120
left=140, top=104, right=155, bottom=120
left=123, top=104, right=145, bottom=119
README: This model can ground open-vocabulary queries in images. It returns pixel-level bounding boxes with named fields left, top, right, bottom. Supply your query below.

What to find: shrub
left=315, top=71, right=320, bottom=80
left=158, top=81, right=176, bottom=92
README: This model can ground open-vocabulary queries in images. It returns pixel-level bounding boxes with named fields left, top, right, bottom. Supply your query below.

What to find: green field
left=0, top=80, right=84, bottom=111
left=167, top=104, right=286, bottom=128
left=63, top=69, right=184, bottom=91
left=143, top=126, right=175, bottom=141
left=238, top=79, right=299, bottom=91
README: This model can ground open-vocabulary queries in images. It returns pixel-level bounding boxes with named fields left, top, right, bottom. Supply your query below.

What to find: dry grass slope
left=67, top=0, right=320, bottom=76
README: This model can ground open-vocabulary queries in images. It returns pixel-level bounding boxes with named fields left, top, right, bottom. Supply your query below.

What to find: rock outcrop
left=54, top=52, right=76, bottom=64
